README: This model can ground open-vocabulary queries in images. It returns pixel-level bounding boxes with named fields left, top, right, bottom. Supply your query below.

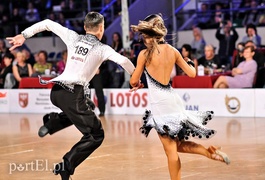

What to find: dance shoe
left=99, top=112, right=105, bottom=117
left=38, top=125, right=49, bottom=138
left=211, top=149, right=231, bottom=165
left=53, top=162, right=71, bottom=180
left=215, top=150, right=231, bottom=165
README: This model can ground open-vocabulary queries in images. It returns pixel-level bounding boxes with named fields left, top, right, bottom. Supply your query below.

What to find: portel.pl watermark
left=9, top=159, right=64, bottom=174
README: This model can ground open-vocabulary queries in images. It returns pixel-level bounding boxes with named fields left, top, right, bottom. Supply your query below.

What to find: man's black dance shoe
left=53, top=162, right=71, bottom=180
left=38, top=125, right=49, bottom=137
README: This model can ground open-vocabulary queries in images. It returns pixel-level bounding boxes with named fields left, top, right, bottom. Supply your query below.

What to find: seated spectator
left=242, top=0, right=261, bottom=27
left=58, top=12, right=72, bottom=30
left=32, top=50, right=52, bottom=76
left=12, top=51, right=33, bottom=88
left=245, top=40, right=264, bottom=70
left=232, top=42, right=245, bottom=68
left=191, top=27, right=206, bottom=59
left=25, top=2, right=40, bottom=23
left=56, top=50, right=67, bottom=74
left=0, top=53, right=15, bottom=88
left=0, top=38, right=10, bottom=68
left=195, top=44, right=221, bottom=74
left=213, top=46, right=257, bottom=88
left=175, top=44, right=195, bottom=76
left=22, top=48, right=35, bottom=67
left=195, top=3, right=212, bottom=29
left=242, top=23, right=262, bottom=47
left=209, top=2, right=230, bottom=29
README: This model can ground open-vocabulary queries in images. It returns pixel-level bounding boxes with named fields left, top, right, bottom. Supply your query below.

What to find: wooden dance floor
left=0, top=113, right=264, bottom=180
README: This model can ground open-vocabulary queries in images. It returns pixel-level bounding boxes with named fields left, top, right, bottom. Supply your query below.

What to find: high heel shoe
left=212, top=150, right=231, bottom=165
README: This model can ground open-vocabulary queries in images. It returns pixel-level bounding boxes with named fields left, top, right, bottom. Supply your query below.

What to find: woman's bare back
left=145, top=44, right=179, bottom=85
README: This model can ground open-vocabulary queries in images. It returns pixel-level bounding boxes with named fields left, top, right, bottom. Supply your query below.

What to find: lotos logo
left=0, top=92, right=7, bottom=98
left=19, top=93, right=29, bottom=108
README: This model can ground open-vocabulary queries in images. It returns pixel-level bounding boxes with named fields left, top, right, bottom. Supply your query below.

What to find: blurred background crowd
left=0, top=0, right=265, bottom=90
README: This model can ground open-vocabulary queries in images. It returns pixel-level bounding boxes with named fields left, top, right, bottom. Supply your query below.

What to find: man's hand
left=6, top=34, right=26, bottom=51
left=84, top=94, right=95, bottom=110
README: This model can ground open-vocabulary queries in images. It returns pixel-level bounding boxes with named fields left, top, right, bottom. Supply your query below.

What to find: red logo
left=0, top=92, right=7, bottom=98
left=19, top=93, right=28, bottom=108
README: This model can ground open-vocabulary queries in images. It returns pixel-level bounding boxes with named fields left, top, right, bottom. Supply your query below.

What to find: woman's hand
left=6, top=34, right=26, bottom=51
left=129, top=81, right=144, bottom=92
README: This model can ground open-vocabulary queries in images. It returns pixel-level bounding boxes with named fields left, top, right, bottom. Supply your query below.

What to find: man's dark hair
left=84, top=12, right=104, bottom=30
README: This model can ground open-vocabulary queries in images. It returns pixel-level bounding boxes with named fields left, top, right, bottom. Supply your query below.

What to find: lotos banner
left=0, top=89, right=261, bottom=117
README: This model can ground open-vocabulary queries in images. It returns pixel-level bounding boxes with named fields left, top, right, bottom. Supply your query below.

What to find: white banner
left=0, top=90, right=9, bottom=113
left=1, top=89, right=60, bottom=113
left=175, top=89, right=255, bottom=117
left=91, top=89, right=150, bottom=115
left=0, top=89, right=261, bottom=117
left=254, top=89, right=265, bottom=117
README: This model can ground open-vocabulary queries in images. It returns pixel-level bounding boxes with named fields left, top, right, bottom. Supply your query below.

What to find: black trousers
left=90, top=73, right=105, bottom=114
left=49, top=84, right=104, bottom=174
left=43, top=112, right=73, bottom=134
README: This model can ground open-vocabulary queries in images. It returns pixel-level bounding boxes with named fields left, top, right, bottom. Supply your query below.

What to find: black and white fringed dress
left=140, top=70, right=216, bottom=141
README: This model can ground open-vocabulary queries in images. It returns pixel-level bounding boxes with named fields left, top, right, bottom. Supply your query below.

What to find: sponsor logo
left=182, top=92, right=190, bottom=102
left=225, top=95, right=240, bottom=113
left=182, top=92, right=199, bottom=111
left=19, top=93, right=29, bottom=108
left=110, top=92, right=148, bottom=107
left=0, top=92, right=7, bottom=98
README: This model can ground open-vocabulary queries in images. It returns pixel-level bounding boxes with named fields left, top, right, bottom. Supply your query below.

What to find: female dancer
left=130, top=14, right=230, bottom=180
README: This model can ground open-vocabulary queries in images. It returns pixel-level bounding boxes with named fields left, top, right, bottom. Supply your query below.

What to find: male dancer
left=7, top=12, right=139, bottom=180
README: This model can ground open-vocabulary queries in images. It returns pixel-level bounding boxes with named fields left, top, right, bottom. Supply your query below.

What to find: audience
left=12, top=51, right=33, bottom=88
left=56, top=49, right=67, bottom=75
left=108, top=32, right=125, bottom=88
left=191, top=27, right=206, bottom=59
left=21, top=48, right=35, bottom=67
left=242, top=0, right=261, bottom=27
left=25, top=2, right=40, bottom=23
left=245, top=40, right=264, bottom=70
left=195, top=3, right=212, bottom=29
left=32, top=50, right=52, bottom=76
left=195, top=44, right=221, bottom=74
left=1, top=1, right=265, bottom=90
left=213, top=46, right=257, bottom=88
left=215, top=20, right=239, bottom=67
left=0, top=39, right=10, bottom=68
left=175, top=44, right=195, bottom=76
left=0, top=53, right=15, bottom=88
left=242, top=23, right=262, bottom=47
left=232, top=42, right=245, bottom=68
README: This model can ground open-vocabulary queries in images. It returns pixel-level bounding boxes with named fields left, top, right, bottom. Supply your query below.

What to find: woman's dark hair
left=246, top=23, right=257, bottom=34
left=38, top=50, right=48, bottom=60
left=3, top=53, right=15, bottom=61
left=181, top=44, right=192, bottom=59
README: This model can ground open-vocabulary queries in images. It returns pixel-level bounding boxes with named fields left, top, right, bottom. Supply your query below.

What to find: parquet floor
left=0, top=113, right=264, bottom=180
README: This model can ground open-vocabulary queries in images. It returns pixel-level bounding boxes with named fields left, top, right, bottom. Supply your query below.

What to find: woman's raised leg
left=177, top=141, right=230, bottom=165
